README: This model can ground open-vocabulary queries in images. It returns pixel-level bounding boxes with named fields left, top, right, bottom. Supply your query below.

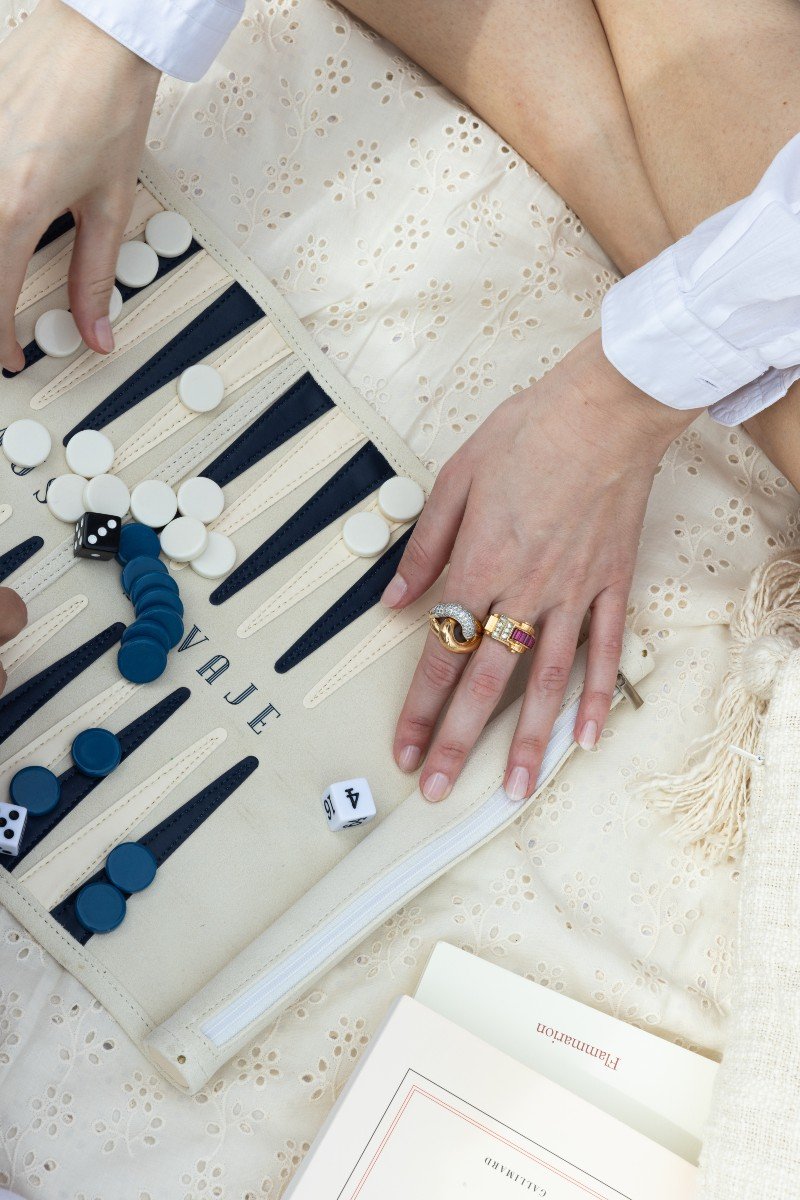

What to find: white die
left=322, top=777, right=376, bottom=831
left=0, top=801, right=27, bottom=856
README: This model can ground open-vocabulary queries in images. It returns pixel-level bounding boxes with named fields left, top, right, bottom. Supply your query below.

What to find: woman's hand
left=0, top=587, right=27, bottom=694
left=382, top=329, right=699, bottom=803
left=0, top=0, right=160, bottom=371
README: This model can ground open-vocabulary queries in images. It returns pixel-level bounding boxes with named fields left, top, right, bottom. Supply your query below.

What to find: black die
left=74, top=512, right=122, bottom=560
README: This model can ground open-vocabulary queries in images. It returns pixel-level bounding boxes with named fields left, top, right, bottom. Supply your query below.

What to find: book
left=286, top=944, right=717, bottom=1199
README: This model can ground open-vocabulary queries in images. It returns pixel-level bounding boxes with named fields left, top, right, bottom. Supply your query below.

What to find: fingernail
left=577, top=720, right=598, bottom=750
left=93, top=316, right=114, bottom=354
left=504, top=765, right=529, bottom=803
left=381, top=574, right=407, bottom=607
left=422, top=771, right=450, bottom=802
left=398, top=744, right=421, bottom=771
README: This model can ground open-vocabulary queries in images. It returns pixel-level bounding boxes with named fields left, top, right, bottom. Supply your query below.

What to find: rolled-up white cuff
left=61, top=0, right=241, bottom=81
left=601, top=246, right=765, bottom=412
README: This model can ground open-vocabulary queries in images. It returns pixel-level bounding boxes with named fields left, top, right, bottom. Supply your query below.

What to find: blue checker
left=121, top=619, right=171, bottom=654
left=144, top=606, right=184, bottom=649
left=129, top=571, right=179, bottom=607
left=121, top=555, right=168, bottom=596
left=105, top=842, right=157, bottom=894
left=9, top=765, right=61, bottom=816
left=71, top=728, right=122, bottom=778
left=135, top=589, right=184, bottom=619
left=75, top=880, right=126, bottom=934
left=117, top=522, right=161, bottom=568
left=117, top=638, right=168, bottom=683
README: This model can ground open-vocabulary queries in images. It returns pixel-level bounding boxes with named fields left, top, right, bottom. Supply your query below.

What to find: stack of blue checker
left=116, top=522, right=185, bottom=683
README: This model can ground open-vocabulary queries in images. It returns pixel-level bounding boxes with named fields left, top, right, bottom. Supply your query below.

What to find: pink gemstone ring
left=483, top=612, right=537, bottom=654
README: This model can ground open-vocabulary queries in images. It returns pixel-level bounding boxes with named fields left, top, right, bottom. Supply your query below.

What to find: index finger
left=0, top=219, right=42, bottom=372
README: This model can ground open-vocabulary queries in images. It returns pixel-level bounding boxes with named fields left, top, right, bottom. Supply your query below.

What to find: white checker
left=189, top=531, right=236, bottom=580
left=160, top=516, right=208, bottom=563
left=82, top=474, right=130, bottom=518
left=129, top=479, right=178, bottom=528
left=342, top=510, right=391, bottom=558
left=2, top=419, right=52, bottom=468
left=34, top=309, right=82, bottom=358
left=115, top=239, right=159, bottom=288
left=145, top=211, right=193, bottom=258
left=65, top=430, right=115, bottom=478
left=177, top=476, right=225, bottom=524
left=109, top=286, right=123, bottom=323
left=46, top=473, right=87, bottom=523
left=177, top=364, right=225, bottom=414
left=378, top=475, right=426, bottom=523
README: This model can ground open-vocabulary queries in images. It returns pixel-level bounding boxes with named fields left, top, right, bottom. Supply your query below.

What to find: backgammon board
left=0, top=155, right=652, bottom=1092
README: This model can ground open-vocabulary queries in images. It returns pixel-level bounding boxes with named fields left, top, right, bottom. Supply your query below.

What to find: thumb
left=68, top=196, right=129, bottom=354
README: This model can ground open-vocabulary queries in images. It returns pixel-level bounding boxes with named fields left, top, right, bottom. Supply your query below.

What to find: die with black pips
left=322, top=777, right=377, bottom=831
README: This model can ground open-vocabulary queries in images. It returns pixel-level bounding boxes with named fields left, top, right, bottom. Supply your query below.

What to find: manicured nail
left=398, top=744, right=421, bottom=771
left=422, top=771, right=450, bottom=802
left=381, top=574, right=407, bottom=607
left=93, top=316, right=114, bottom=354
left=577, top=720, right=598, bottom=750
left=504, top=765, right=529, bottom=803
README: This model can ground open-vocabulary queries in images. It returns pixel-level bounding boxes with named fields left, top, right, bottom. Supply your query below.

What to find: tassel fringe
left=639, top=552, right=800, bottom=861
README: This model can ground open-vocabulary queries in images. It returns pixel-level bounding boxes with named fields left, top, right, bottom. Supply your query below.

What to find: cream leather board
left=0, top=157, right=654, bottom=1094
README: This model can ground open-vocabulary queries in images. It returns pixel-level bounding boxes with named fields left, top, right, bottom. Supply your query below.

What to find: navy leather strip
left=202, top=373, right=334, bottom=488
left=35, top=213, right=74, bottom=253
left=63, top=283, right=263, bottom=441
left=0, top=536, right=43, bottom=584
left=0, top=622, right=124, bottom=747
left=5, top=241, right=203, bottom=380
left=210, top=442, right=394, bottom=606
left=275, top=525, right=414, bottom=673
left=116, top=239, right=200, bottom=303
left=52, top=754, right=259, bottom=944
left=6, top=688, right=190, bottom=870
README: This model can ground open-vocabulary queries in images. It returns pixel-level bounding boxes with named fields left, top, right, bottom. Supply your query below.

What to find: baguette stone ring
left=483, top=612, right=536, bottom=654
left=427, top=602, right=484, bottom=653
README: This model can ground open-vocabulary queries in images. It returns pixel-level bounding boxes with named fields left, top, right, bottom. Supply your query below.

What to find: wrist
left=572, top=330, right=700, bottom=459
left=47, top=0, right=161, bottom=84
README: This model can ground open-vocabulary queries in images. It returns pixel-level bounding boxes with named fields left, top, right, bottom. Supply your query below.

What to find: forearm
left=744, top=381, right=800, bottom=493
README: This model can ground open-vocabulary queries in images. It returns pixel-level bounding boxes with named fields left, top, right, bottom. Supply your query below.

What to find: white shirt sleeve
left=601, top=132, right=800, bottom=426
left=60, top=0, right=243, bottom=82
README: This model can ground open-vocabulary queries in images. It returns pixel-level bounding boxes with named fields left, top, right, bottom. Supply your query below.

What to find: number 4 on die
left=321, top=777, right=377, bottom=831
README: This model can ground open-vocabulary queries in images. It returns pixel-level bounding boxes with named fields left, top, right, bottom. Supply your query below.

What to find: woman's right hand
left=0, top=0, right=161, bottom=371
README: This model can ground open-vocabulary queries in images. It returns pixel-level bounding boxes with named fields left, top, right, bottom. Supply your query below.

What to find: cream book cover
left=285, top=994, right=698, bottom=1199
left=415, top=942, right=718, bottom=1163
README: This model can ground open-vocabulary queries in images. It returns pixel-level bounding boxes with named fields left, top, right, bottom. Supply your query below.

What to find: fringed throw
left=639, top=552, right=800, bottom=861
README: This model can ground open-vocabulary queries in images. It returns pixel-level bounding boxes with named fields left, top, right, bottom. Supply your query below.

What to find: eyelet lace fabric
left=1, top=2, right=799, bottom=1197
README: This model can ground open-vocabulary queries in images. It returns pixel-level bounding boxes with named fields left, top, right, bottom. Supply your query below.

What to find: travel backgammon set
left=0, top=155, right=653, bottom=1093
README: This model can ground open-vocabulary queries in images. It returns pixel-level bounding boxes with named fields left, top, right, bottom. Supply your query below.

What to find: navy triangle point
left=3, top=240, right=202, bottom=380
left=201, top=373, right=334, bottom=489
left=210, top=442, right=394, bottom=606
left=275, top=524, right=415, bottom=673
left=51, top=754, right=259, bottom=944
left=0, top=622, right=124, bottom=746
left=6, top=687, right=191, bottom=870
left=62, top=283, right=263, bottom=441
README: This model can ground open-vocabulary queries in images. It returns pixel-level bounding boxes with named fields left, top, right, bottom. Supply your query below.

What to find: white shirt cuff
left=61, top=0, right=243, bottom=81
left=601, top=246, right=765, bottom=414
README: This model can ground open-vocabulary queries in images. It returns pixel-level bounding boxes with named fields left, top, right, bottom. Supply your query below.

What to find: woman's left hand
left=381, top=329, right=697, bottom=803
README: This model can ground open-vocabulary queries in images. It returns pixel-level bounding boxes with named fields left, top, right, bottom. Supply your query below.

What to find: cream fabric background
left=0, top=1, right=798, bottom=1196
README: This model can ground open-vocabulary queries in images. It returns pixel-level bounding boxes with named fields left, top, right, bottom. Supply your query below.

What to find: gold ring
left=483, top=612, right=536, bottom=654
left=427, top=602, right=484, bottom=653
